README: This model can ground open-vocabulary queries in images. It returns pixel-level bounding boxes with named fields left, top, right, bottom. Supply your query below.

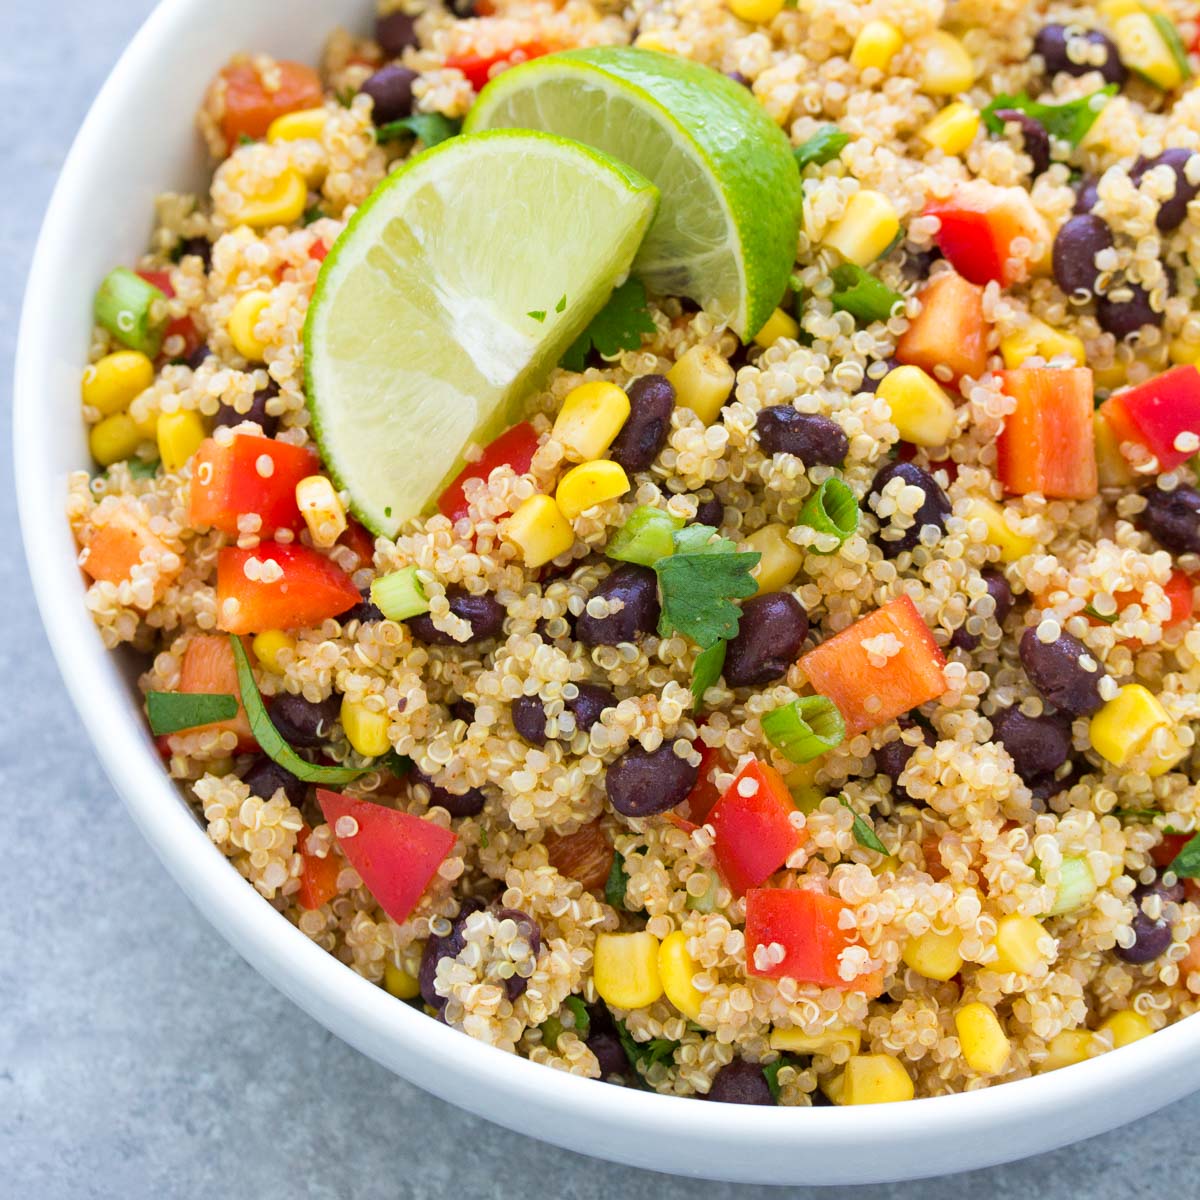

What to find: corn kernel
left=919, top=102, right=981, bottom=156
left=1170, top=336, right=1200, bottom=366
left=555, top=460, right=630, bottom=519
left=841, top=1054, right=914, bottom=1104
left=81, top=351, right=154, bottom=417
left=770, top=1026, right=862, bottom=1056
left=1000, top=318, right=1087, bottom=368
left=1099, top=0, right=1155, bottom=16
left=236, top=167, right=309, bottom=229
left=850, top=20, right=904, bottom=72
left=1094, top=411, right=1135, bottom=487
left=267, top=107, right=328, bottom=143
left=384, top=961, right=421, bottom=1000
left=902, top=928, right=963, bottom=981
left=552, top=381, right=630, bottom=460
left=296, top=474, right=348, bottom=548
left=1093, top=360, right=1128, bottom=392
left=502, top=494, right=575, bottom=568
left=667, top=346, right=736, bottom=425
left=156, top=409, right=206, bottom=472
left=753, top=306, right=800, bottom=349
left=1089, top=684, right=1172, bottom=768
left=823, top=190, right=902, bottom=267
left=729, top=0, right=785, bottom=23
left=252, top=629, right=295, bottom=674
left=632, top=31, right=673, bottom=53
left=965, top=498, right=1037, bottom=563
left=1099, top=1009, right=1153, bottom=1049
left=917, top=31, right=977, bottom=95
left=228, top=289, right=272, bottom=361
left=879, top=365, right=957, bottom=447
left=1041, top=1029, right=1101, bottom=1072
left=991, top=914, right=1052, bottom=975
left=745, top=522, right=804, bottom=594
left=822, top=1071, right=846, bottom=1105
left=89, top=413, right=143, bottom=466
left=955, top=1003, right=1012, bottom=1074
left=593, top=931, right=663, bottom=1010
left=657, top=931, right=704, bottom=1021
left=1113, top=12, right=1185, bottom=90
left=340, top=696, right=391, bottom=758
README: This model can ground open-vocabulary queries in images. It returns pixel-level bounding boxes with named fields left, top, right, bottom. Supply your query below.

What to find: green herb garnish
left=127, top=457, right=161, bottom=480
left=981, top=86, right=1118, bottom=148
left=301, top=204, right=323, bottom=227
left=1083, top=604, right=1118, bottom=625
left=763, top=696, right=846, bottom=763
left=564, top=996, right=591, bottom=1039
left=762, top=1054, right=804, bottom=1102
left=1150, top=11, right=1194, bottom=83
left=794, top=125, right=851, bottom=170
left=614, top=1018, right=679, bottom=1075
left=829, top=262, right=904, bottom=324
left=607, top=506, right=685, bottom=567
left=560, top=277, right=656, bottom=371
left=237, top=133, right=255, bottom=146
left=1112, top=808, right=1161, bottom=823
left=335, top=86, right=357, bottom=108
left=691, top=640, right=727, bottom=708
left=605, top=851, right=629, bottom=909
left=840, top=797, right=889, bottom=854
left=654, top=528, right=760, bottom=649
left=1169, top=832, right=1200, bottom=879
left=374, top=112, right=462, bottom=147
left=146, top=691, right=238, bottom=736
left=797, top=478, right=859, bottom=551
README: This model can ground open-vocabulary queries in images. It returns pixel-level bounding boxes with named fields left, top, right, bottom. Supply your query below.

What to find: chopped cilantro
left=1169, top=832, right=1200, bottom=879
left=1112, top=808, right=1161, bottom=823
left=614, top=1018, right=679, bottom=1076
left=841, top=797, right=889, bottom=854
left=564, top=996, right=591, bottom=1039
left=762, top=1054, right=804, bottom=1102
left=794, top=124, right=851, bottom=170
left=126, top=457, right=161, bottom=480
left=560, top=278, right=656, bottom=371
left=654, top=528, right=760, bottom=649
left=1083, top=604, right=1117, bottom=624
left=691, top=640, right=727, bottom=709
left=237, top=133, right=255, bottom=146
left=301, top=204, right=323, bottom=227
left=605, top=851, right=629, bottom=909
left=380, top=750, right=413, bottom=778
left=982, top=85, right=1118, bottom=148
left=374, top=112, right=462, bottom=147
left=146, top=691, right=238, bottom=736
left=479, top=826, right=489, bottom=848
left=829, top=263, right=904, bottom=324
left=336, top=86, right=357, bottom=109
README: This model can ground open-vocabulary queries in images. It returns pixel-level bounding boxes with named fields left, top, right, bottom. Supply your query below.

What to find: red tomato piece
left=316, top=789, right=457, bottom=926
left=309, top=240, right=329, bottom=262
left=1164, top=570, right=1196, bottom=627
left=436, top=422, right=540, bottom=523
left=1151, top=832, right=1190, bottom=869
left=680, top=742, right=733, bottom=825
left=1098, top=365, right=1200, bottom=473
left=189, top=434, right=318, bottom=537
left=211, top=58, right=325, bottom=147
left=445, top=41, right=550, bottom=91
left=925, top=182, right=1049, bottom=287
left=137, top=269, right=175, bottom=298
left=216, top=543, right=360, bottom=634
left=708, top=758, right=806, bottom=894
left=894, top=271, right=990, bottom=383
left=997, top=367, right=1097, bottom=500
left=296, top=824, right=343, bottom=910
left=799, top=596, right=947, bottom=737
left=167, top=634, right=255, bottom=752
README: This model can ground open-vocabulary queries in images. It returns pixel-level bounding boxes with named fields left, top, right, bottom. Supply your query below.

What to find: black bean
left=213, top=380, right=280, bottom=437
left=448, top=0, right=475, bottom=15
left=360, top=64, right=417, bottom=124
left=723, top=593, right=809, bottom=688
left=984, top=570, right=1015, bottom=626
left=992, top=706, right=1073, bottom=779
left=417, top=771, right=486, bottom=818
left=1138, top=485, right=1200, bottom=555
left=512, top=695, right=548, bottom=745
left=691, top=493, right=723, bottom=528
left=185, top=344, right=212, bottom=371
left=339, top=587, right=384, bottom=625
left=706, top=1060, right=776, bottom=1105
left=242, top=757, right=305, bottom=806
left=493, top=907, right=542, bottom=1000
left=876, top=729, right=923, bottom=784
left=869, top=461, right=951, bottom=558
left=576, top=565, right=661, bottom=646
left=755, top=408, right=849, bottom=466
left=1097, top=282, right=1162, bottom=339
left=269, top=692, right=341, bottom=748
left=1115, top=883, right=1175, bottom=964
left=993, top=109, right=1051, bottom=178
left=1052, top=214, right=1113, bottom=296
left=608, top=375, right=675, bottom=473
left=1073, top=176, right=1100, bottom=214
left=569, top=683, right=616, bottom=733
left=177, top=236, right=212, bottom=271
left=606, top=744, right=698, bottom=818
left=419, top=898, right=484, bottom=1007
left=407, top=589, right=505, bottom=645
left=449, top=699, right=476, bottom=725
left=949, top=628, right=980, bottom=652
left=1019, top=627, right=1106, bottom=716
left=1132, top=149, right=1200, bottom=232
left=902, top=246, right=941, bottom=282
left=587, top=1030, right=630, bottom=1077
left=375, top=10, right=419, bottom=56
left=1034, top=24, right=1127, bottom=87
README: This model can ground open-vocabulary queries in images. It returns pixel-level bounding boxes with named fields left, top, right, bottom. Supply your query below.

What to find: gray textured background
left=2, top=2, right=1195, bottom=1196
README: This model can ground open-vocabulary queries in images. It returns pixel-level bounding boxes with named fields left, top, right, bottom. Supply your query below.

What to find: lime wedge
left=465, top=47, right=803, bottom=339
left=304, top=130, right=658, bottom=536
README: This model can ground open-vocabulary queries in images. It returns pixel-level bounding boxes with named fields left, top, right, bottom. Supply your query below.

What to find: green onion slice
left=829, top=263, right=904, bottom=324
left=94, top=267, right=168, bottom=358
left=762, top=696, right=846, bottom=763
left=229, top=635, right=365, bottom=784
left=146, top=691, right=238, bottom=736
left=793, top=125, right=852, bottom=170
left=370, top=566, right=429, bottom=621
left=840, top=798, right=889, bottom=854
left=374, top=112, right=462, bottom=146
left=797, top=478, right=859, bottom=552
left=607, top=506, right=685, bottom=567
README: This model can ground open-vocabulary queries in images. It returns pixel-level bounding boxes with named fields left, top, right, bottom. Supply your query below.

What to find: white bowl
left=15, top=0, right=1200, bottom=1183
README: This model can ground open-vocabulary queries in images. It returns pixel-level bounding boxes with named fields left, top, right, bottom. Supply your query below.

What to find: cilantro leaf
left=655, top=551, right=760, bottom=649
left=1083, top=604, right=1117, bottom=625
left=1169, top=832, right=1200, bottom=879
left=560, top=278, right=656, bottom=371
left=794, top=124, right=851, bottom=170
left=1112, top=808, right=1161, bottom=823
left=564, top=996, right=591, bottom=1039
left=762, top=1054, right=804, bottom=1102
left=691, top=640, right=727, bottom=708
left=982, top=86, right=1117, bottom=148
left=302, top=204, right=323, bottom=227
left=146, top=691, right=238, bottom=736
left=841, top=797, right=888, bottom=854
left=605, top=851, right=629, bottom=909
left=671, top=524, right=738, bottom=556
left=381, top=749, right=413, bottom=778
left=829, top=263, right=904, bottom=324
left=126, top=457, right=161, bottom=480
left=614, top=1018, right=679, bottom=1076
left=375, top=112, right=462, bottom=147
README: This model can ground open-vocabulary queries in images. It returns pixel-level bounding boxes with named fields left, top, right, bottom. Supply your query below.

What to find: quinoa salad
left=69, top=0, right=1200, bottom=1107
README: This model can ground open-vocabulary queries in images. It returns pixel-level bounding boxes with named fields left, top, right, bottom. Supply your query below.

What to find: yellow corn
left=955, top=1003, right=1012, bottom=1074
left=593, top=931, right=663, bottom=1010
left=667, top=346, right=736, bottom=425
left=296, top=474, right=348, bottom=548
left=384, top=961, right=421, bottom=1000
left=919, top=102, right=981, bottom=156
left=1094, top=411, right=1135, bottom=488
left=1041, top=1029, right=1101, bottom=1072
left=632, top=31, right=673, bottom=54
left=991, top=914, right=1051, bottom=975
left=729, top=0, right=785, bottom=23
left=228, top=289, right=272, bottom=361
left=823, top=190, right=901, bottom=267
left=81, top=350, right=154, bottom=417
left=1093, top=360, right=1128, bottom=392
left=822, top=1071, right=846, bottom=1104
left=252, top=629, right=295, bottom=674
left=1099, top=0, right=1159, bottom=16
left=267, top=107, right=328, bottom=143
left=902, top=928, right=964, bottom=982
left=552, top=381, right=630, bottom=460
left=1113, top=12, right=1185, bottom=90
left=236, top=167, right=309, bottom=229
left=156, top=410, right=206, bottom=472
left=503, top=494, right=575, bottom=568
left=1089, top=684, right=1184, bottom=776
left=1000, top=318, right=1087, bottom=368
left=745, top=523, right=804, bottom=594
left=1169, top=336, right=1200, bottom=366
left=555, top=460, right=630, bottom=519
left=89, top=413, right=143, bottom=466
left=850, top=20, right=904, bottom=72
left=340, top=696, right=391, bottom=758
left=770, top=1026, right=862, bottom=1057
left=917, top=31, right=977, bottom=95
left=879, top=365, right=957, bottom=447
left=657, top=931, right=704, bottom=1021
left=965, top=497, right=1037, bottom=563
left=753, top=306, right=800, bottom=349
left=1099, top=1009, right=1153, bottom=1048
left=841, top=1054, right=914, bottom=1104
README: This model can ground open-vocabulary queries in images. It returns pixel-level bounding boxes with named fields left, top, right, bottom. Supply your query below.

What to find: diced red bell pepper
left=296, top=823, right=343, bottom=910
left=309, top=240, right=329, bottom=263
left=997, top=367, right=1097, bottom=499
left=79, top=507, right=175, bottom=592
left=708, top=758, right=806, bottom=895
left=316, top=789, right=457, bottom=926
left=1113, top=570, right=1195, bottom=628
left=895, top=270, right=990, bottom=383
left=925, top=181, right=1050, bottom=287
left=216, top=543, right=360, bottom=634
left=1151, top=832, right=1200, bottom=902
left=167, top=634, right=255, bottom=752
left=137, top=270, right=202, bottom=361
left=190, top=434, right=318, bottom=537
left=1098, top=365, right=1200, bottom=473
left=137, top=269, right=174, bottom=298
left=745, top=888, right=882, bottom=993
left=799, top=596, right=947, bottom=737
left=436, top=422, right=540, bottom=523
left=337, top=519, right=376, bottom=572
left=680, top=742, right=733, bottom=825
left=210, top=58, right=325, bottom=147
left=445, top=40, right=550, bottom=90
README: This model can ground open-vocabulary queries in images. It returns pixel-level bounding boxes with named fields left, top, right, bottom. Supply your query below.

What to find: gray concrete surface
left=0, top=2, right=1194, bottom=1196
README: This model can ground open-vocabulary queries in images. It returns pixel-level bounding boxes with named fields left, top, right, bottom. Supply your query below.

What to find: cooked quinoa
left=69, top=0, right=1200, bottom=1106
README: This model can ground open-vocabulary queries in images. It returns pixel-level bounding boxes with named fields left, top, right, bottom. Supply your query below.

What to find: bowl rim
left=14, top=0, right=1200, bottom=1183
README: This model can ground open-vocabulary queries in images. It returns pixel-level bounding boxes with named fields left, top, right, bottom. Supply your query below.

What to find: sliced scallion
left=690, top=639, right=727, bottom=708
left=762, top=695, right=846, bottom=763
left=1046, top=855, right=1097, bottom=916
left=146, top=691, right=238, bottom=736
left=606, top=505, right=685, bottom=567
left=797, top=478, right=859, bottom=552
left=94, top=267, right=168, bottom=357
left=370, top=566, right=429, bottom=621
left=829, top=263, right=904, bottom=324
left=793, top=125, right=851, bottom=170
left=685, top=868, right=720, bottom=913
